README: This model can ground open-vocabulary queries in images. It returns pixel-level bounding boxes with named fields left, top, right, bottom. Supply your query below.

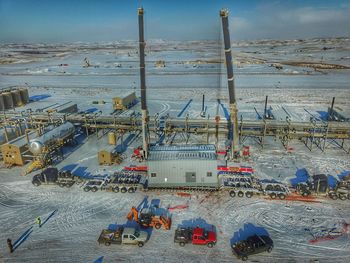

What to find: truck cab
left=32, top=168, right=75, bottom=187
left=297, top=174, right=328, bottom=196
left=32, top=167, right=59, bottom=186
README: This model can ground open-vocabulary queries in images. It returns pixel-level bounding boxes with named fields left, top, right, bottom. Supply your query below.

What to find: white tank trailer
left=29, top=122, right=75, bottom=155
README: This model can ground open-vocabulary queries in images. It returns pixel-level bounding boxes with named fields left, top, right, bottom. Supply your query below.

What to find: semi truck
left=297, top=174, right=350, bottom=200
left=32, top=167, right=75, bottom=187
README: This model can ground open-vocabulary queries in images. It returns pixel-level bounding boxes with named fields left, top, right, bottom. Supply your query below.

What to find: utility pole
left=138, top=7, right=149, bottom=159
left=220, top=9, right=239, bottom=158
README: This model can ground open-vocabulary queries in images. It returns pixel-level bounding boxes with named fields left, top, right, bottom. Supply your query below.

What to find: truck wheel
left=121, top=187, right=127, bottom=193
left=75, top=178, right=83, bottom=185
left=229, top=190, right=236, bottom=198
left=155, top=223, right=162, bottom=229
left=238, top=191, right=244, bottom=197
left=58, top=183, right=65, bottom=188
left=267, top=246, right=273, bottom=253
left=329, top=193, right=338, bottom=200
left=245, top=192, right=253, bottom=198
left=339, top=194, right=347, bottom=200
left=91, top=187, right=98, bottom=192
left=207, top=242, right=214, bottom=248
left=242, top=256, right=248, bottom=261
left=128, top=187, right=135, bottom=193
left=33, top=181, right=41, bottom=187
left=278, top=193, right=286, bottom=200
left=179, top=242, right=185, bottom=247
left=301, top=192, right=309, bottom=197
left=83, top=187, right=90, bottom=192
left=270, top=193, right=277, bottom=199
left=138, top=242, right=144, bottom=247
left=105, top=242, right=111, bottom=246
left=113, top=187, right=119, bottom=193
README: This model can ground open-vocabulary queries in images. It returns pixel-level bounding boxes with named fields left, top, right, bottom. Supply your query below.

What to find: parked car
left=231, top=234, right=273, bottom=261
left=174, top=226, right=216, bottom=248
left=98, top=227, right=148, bottom=247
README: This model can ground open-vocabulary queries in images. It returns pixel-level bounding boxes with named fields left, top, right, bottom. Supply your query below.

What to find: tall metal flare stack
left=138, top=7, right=149, bottom=159
left=220, top=9, right=239, bottom=157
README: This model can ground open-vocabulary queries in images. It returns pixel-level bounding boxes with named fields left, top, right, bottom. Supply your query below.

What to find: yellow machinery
left=23, top=159, right=44, bottom=175
left=98, top=150, right=124, bottom=165
left=112, top=92, right=136, bottom=110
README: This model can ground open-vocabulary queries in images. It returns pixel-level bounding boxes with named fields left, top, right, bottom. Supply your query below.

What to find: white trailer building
left=147, top=144, right=218, bottom=189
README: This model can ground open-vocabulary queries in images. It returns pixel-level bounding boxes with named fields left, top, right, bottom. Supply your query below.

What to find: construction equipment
left=127, top=206, right=172, bottom=230
left=138, top=7, right=149, bottom=159
left=131, top=146, right=144, bottom=162
left=97, top=227, right=148, bottom=247
left=98, top=150, right=124, bottom=165
left=24, top=159, right=44, bottom=175
left=220, top=9, right=239, bottom=158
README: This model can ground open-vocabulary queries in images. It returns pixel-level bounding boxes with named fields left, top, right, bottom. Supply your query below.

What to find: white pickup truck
left=98, top=227, right=148, bottom=247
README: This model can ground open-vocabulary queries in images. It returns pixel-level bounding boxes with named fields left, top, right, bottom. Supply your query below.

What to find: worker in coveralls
left=7, top=238, right=13, bottom=253
left=35, top=217, right=42, bottom=227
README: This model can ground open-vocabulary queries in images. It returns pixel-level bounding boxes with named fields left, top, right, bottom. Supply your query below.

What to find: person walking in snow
left=7, top=238, right=13, bottom=253
left=35, top=217, right=42, bottom=227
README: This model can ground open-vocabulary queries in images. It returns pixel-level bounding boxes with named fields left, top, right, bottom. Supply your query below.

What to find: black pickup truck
left=231, top=234, right=273, bottom=261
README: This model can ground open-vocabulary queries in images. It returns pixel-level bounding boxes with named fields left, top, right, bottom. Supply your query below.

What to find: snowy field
left=0, top=39, right=350, bottom=262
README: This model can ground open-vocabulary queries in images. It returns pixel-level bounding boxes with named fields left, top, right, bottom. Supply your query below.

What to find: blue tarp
left=29, top=94, right=51, bottom=101
left=337, top=171, right=350, bottom=181
left=219, top=102, right=230, bottom=121
left=316, top=111, right=329, bottom=121
left=85, top=108, right=98, bottom=113
left=93, top=256, right=104, bottom=263
left=327, top=175, right=338, bottom=188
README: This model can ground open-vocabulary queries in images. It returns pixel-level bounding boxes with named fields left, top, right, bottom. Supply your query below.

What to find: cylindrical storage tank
left=2, top=92, right=14, bottom=109
left=19, top=88, right=29, bottom=104
left=0, top=94, right=5, bottom=111
left=29, top=122, right=75, bottom=155
left=11, top=90, right=23, bottom=107
left=108, top=132, right=116, bottom=145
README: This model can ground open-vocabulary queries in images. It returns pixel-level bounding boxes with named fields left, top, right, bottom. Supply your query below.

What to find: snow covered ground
left=0, top=39, right=350, bottom=262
